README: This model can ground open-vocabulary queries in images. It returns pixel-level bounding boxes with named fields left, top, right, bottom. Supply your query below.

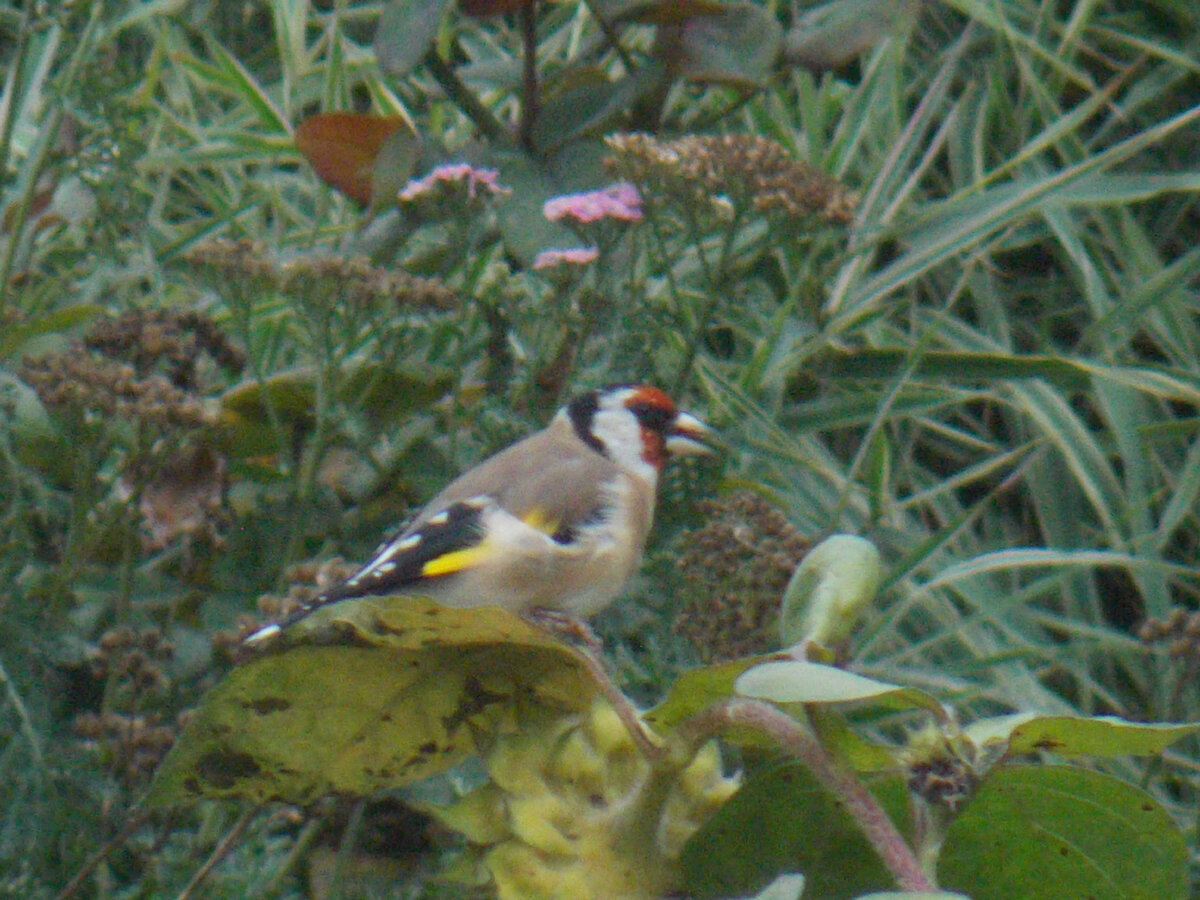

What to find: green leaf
left=645, top=654, right=786, bottom=736
left=374, top=0, right=453, bottom=76
left=219, top=359, right=452, bottom=455
left=485, top=147, right=585, bottom=266
left=683, top=761, right=908, bottom=899
left=735, top=660, right=944, bottom=714
left=778, top=534, right=882, bottom=648
left=0, top=369, right=63, bottom=474
left=0, top=303, right=104, bottom=359
left=781, top=0, right=920, bottom=72
left=147, top=599, right=598, bottom=806
left=853, top=895, right=970, bottom=900
left=677, top=3, right=783, bottom=87
left=939, top=765, right=1189, bottom=900
left=532, top=65, right=663, bottom=153
left=965, top=713, right=1199, bottom=760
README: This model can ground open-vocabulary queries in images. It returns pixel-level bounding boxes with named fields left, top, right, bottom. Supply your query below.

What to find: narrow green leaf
left=837, top=104, right=1200, bottom=323
left=208, top=41, right=290, bottom=134
left=0, top=302, right=103, bottom=358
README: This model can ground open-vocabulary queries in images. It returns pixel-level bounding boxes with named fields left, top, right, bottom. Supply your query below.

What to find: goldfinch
left=245, top=385, right=712, bottom=645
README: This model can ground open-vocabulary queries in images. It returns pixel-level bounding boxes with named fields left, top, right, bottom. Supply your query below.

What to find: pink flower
left=533, top=246, right=600, bottom=269
left=398, top=163, right=511, bottom=202
left=543, top=182, right=643, bottom=223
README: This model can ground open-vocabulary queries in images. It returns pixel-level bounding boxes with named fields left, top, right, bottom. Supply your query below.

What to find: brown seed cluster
left=672, top=491, right=810, bottom=663
left=74, top=626, right=178, bottom=785
left=86, top=307, right=245, bottom=388
left=605, top=133, right=858, bottom=226
left=904, top=735, right=979, bottom=814
left=123, top=443, right=228, bottom=550
left=19, top=352, right=214, bottom=429
left=181, top=238, right=460, bottom=312
left=73, top=711, right=178, bottom=783
left=88, top=625, right=175, bottom=693
left=1138, top=607, right=1200, bottom=661
left=179, top=237, right=279, bottom=292
left=20, top=307, right=240, bottom=429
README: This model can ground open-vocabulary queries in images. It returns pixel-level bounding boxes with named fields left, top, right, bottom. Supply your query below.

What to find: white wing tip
left=243, top=622, right=282, bottom=646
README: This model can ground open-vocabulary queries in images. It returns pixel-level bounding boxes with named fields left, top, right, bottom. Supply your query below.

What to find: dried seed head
left=605, top=133, right=857, bottom=225
left=672, top=491, right=810, bottom=662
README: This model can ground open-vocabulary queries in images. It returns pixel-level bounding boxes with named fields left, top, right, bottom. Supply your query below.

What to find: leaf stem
left=681, top=698, right=933, bottom=892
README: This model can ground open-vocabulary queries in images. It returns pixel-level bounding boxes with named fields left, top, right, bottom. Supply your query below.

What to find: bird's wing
left=415, top=422, right=619, bottom=543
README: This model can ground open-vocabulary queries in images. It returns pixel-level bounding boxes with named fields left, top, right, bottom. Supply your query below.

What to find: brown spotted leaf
left=147, top=598, right=598, bottom=806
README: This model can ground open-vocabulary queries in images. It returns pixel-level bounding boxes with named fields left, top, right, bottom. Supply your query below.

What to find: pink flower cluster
left=543, top=182, right=643, bottom=224
left=532, top=246, right=600, bottom=270
left=398, top=163, right=511, bottom=202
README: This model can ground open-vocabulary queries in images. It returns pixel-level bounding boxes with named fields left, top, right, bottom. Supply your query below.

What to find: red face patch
left=628, top=385, right=676, bottom=415
left=639, top=428, right=667, bottom=468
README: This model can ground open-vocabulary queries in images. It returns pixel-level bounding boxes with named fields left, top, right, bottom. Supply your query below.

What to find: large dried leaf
left=295, top=112, right=421, bottom=206
left=148, top=599, right=599, bottom=806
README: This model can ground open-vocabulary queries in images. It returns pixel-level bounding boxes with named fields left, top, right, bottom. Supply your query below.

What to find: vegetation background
left=1, top=0, right=1198, bottom=897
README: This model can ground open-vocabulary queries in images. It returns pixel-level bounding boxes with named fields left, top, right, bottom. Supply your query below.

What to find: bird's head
left=566, top=384, right=714, bottom=481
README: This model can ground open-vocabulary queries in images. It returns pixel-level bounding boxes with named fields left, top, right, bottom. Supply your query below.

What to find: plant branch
left=680, top=698, right=933, bottom=892
left=174, top=807, right=256, bottom=900
left=519, top=0, right=540, bottom=153
left=55, top=810, right=155, bottom=900
left=424, top=46, right=512, bottom=146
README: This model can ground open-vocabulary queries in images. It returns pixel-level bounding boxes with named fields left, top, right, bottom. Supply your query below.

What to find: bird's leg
left=523, top=607, right=665, bottom=759
left=522, top=607, right=604, bottom=655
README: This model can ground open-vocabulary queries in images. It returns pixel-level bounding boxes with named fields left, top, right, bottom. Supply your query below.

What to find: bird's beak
left=666, top=411, right=716, bottom=457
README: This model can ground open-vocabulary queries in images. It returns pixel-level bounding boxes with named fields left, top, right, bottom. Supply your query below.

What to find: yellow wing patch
left=420, top=544, right=493, bottom=578
left=419, top=508, right=559, bottom=578
left=521, top=508, right=560, bottom=536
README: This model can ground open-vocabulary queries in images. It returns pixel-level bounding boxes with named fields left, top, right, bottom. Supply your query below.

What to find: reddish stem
left=682, top=698, right=934, bottom=892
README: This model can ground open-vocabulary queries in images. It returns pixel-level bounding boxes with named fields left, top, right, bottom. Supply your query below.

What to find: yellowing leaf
left=148, top=599, right=599, bottom=806
left=965, top=713, right=1199, bottom=760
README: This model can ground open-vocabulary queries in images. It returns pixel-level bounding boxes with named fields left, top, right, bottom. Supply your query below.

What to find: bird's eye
left=629, top=402, right=672, bottom=431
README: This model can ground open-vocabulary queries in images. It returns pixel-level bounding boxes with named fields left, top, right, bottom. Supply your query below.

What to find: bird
left=244, top=385, right=713, bottom=645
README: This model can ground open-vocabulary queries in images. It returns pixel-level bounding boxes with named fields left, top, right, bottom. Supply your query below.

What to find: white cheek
left=591, top=408, right=658, bottom=483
